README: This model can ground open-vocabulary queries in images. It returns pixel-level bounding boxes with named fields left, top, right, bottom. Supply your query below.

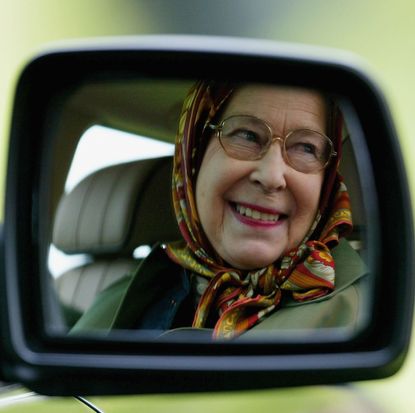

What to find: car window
left=65, top=125, right=175, bottom=193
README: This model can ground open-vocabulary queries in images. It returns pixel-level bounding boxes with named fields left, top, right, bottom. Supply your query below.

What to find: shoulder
left=244, top=240, right=369, bottom=336
left=71, top=244, right=181, bottom=333
left=70, top=275, right=132, bottom=333
left=331, top=238, right=368, bottom=292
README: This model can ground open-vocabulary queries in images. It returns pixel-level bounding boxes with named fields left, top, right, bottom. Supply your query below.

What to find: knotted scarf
left=166, top=81, right=353, bottom=339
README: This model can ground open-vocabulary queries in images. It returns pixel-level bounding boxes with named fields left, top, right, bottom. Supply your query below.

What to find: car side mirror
left=1, top=36, right=413, bottom=396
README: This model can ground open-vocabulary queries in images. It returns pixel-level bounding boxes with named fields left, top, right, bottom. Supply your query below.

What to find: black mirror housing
left=1, top=36, right=413, bottom=395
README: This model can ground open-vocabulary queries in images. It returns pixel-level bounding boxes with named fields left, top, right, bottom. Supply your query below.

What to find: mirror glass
left=38, top=77, right=374, bottom=342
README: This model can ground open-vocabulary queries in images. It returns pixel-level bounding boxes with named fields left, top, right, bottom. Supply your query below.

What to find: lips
left=232, top=202, right=285, bottom=223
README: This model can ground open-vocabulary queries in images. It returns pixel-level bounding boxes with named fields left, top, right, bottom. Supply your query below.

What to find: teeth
left=235, top=204, right=280, bottom=222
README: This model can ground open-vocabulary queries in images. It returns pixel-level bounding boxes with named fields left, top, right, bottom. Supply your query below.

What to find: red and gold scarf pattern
left=166, top=81, right=353, bottom=339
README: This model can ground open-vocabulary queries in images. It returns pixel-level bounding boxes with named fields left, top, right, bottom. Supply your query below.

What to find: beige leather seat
left=52, top=156, right=179, bottom=327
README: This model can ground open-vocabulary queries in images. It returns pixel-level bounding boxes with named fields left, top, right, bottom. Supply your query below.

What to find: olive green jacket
left=72, top=238, right=368, bottom=337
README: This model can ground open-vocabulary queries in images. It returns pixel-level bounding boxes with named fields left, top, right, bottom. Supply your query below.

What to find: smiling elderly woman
left=72, top=81, right=368, bottom=339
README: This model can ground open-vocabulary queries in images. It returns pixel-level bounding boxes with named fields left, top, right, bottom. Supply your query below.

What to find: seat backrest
left=52, top=156, right=180, bottom=326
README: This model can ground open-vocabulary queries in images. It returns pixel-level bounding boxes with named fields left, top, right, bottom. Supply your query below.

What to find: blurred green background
left=1, top=1, right=414, bottom=412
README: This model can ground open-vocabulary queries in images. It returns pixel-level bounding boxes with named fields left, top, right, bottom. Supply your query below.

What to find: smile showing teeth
left=234, top=203, right=280, bottom=222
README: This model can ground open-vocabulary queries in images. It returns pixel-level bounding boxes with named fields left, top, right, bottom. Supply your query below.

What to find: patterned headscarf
left=166, top=81, right=352, bottom=339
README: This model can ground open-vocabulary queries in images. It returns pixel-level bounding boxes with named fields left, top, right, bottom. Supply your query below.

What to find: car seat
left=52, top=156, right=180, bottom=328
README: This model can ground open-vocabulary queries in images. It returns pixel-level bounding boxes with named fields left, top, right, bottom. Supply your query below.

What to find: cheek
left=196, top=142, right=247, bottom=245
left=195, top=143, right=226, bottom=227
left=292, top=174, right=323, bottom=223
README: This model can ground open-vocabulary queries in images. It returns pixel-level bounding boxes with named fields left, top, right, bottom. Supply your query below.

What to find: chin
left=219, top=240, right=285, bottom=270
left=229, top=251, right=282, bottom=271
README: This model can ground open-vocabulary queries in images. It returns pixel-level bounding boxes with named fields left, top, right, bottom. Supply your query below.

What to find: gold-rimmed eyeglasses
left=208, top=115, right=337, bottom=174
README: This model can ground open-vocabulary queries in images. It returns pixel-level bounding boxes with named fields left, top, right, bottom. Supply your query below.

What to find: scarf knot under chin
left=168, top=236, right=342, bottom=339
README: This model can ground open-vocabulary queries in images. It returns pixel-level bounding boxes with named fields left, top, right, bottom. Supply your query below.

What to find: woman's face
left=195, top=84, right=327, bottom=270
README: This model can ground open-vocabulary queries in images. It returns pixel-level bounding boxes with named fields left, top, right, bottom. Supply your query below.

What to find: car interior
left=44, top=78, right=367, bottom=330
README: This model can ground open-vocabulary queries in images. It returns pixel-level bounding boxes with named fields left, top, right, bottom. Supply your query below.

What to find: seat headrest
left=53, top=156, right=180, bottom=255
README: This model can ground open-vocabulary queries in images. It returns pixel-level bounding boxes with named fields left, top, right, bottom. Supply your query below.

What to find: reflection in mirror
left=39, top=78, right=372, bottom=342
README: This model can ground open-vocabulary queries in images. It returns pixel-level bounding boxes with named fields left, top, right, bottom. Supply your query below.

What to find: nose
left=249, top=140, right=288, bottom=192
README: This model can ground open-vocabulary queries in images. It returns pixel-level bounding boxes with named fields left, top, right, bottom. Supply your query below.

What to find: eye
left=287, top=140, right=320, bottom=157
left=231, top=128, right=260, bottom=143
left=285, top=130, right=326, bottom=162
left=220, top=116, right=270, bottom=150
left=294, top=142, right=319, bottom=156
